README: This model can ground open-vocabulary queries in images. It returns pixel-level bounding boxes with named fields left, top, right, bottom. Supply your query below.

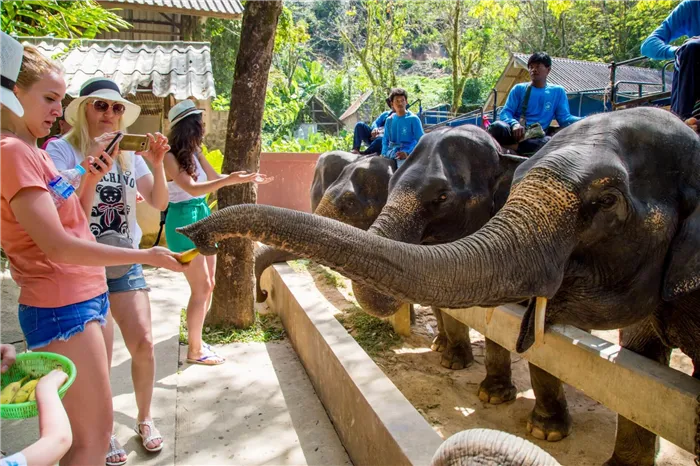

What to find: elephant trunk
left=430, top=429, right=560, bottom=466
left=354, top=190, right=427, bottom=317
left=254, top=245, right=299, bottom=302
left=179, top=168, right=578, bottom=311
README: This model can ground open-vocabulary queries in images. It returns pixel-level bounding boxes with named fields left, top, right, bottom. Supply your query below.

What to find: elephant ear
left=663, top=201, right=700, bottom=301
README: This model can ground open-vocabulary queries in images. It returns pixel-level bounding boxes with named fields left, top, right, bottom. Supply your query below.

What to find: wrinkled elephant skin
left=179, top=108, right=700, bottom=466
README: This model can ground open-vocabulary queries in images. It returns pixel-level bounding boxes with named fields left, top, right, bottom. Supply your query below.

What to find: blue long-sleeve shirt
left=381, top=111, right=424, bottom=157
left=641, top=0, right=700, bottom=61
left=499, top=83, right=580, bottom=130
left=370, top=111, right=393, bottom=130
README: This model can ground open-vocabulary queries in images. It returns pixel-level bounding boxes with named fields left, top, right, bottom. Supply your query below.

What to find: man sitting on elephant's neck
left=351, top=98, right=394, bottom=156
left=488, top=52, right=581, bottom=157
left=381, top=87, right=424, bottom=169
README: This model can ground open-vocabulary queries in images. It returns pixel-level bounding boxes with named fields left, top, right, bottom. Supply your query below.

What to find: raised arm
left=640, top=0, right=694, bottom=61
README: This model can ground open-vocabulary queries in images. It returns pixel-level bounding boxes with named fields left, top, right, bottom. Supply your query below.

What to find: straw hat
left=64, top=77, right=141, bottom=127
left=0, top=31, right=25, bottom=117
left=168, top=100, right=203, bottom=127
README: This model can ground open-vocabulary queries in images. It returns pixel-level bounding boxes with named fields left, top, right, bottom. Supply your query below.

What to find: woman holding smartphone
left=47, top=77, right=169, bottom=465
left=163, top=100, right=273, bottom=366
left=0, top=38, right=186, bottom=465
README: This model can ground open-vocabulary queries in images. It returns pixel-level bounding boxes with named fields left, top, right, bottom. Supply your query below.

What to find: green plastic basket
left=0, top=352, right=77, bottom=419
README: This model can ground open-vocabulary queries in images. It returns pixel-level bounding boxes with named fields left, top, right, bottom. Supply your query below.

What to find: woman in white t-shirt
left=47, top=77, right=168, bottom=466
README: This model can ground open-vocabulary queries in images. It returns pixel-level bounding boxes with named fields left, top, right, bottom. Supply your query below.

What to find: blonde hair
left=64, top=100, right=129, bottom=170
left=15, top=45, right=63, bottom=91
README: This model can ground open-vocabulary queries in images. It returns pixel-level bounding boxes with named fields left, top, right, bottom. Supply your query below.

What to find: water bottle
left=48, top=165, right=86, bottom=208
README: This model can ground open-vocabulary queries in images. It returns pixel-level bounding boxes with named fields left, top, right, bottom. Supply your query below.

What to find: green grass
left=179, top=309, right=285, bottom=345
left=310, top=263, right=347, bottom=289
left=288, top=259, right=310, bottom=273
left=335, top=305, right=401, bottom=356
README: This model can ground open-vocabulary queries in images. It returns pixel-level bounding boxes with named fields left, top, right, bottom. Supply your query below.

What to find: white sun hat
left=1, top=31, right=25, bottom=117
left=64, top=77, right=141, bottom=127
left=168, top=99, right=204, bottom=127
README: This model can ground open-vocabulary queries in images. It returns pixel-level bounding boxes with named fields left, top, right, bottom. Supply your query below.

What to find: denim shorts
left=18, top=292, right=110, bottom=350
left=106, top=264, right=150, bottom=294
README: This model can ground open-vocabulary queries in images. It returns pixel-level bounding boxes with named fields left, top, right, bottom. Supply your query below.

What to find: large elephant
left=431, top=429, right=559, bottom=466
left=255, top=151, right=394, bottom=302
left=179, top=107, right=700, bottom=466
left=351, top=125, right=526, bottom=371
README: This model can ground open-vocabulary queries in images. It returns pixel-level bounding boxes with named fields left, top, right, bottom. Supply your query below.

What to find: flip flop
left=106, top=434, right=127, bottom=466
left=186, top=345, right=224, bottom=365
left=134, top=420, right=164, bottom=453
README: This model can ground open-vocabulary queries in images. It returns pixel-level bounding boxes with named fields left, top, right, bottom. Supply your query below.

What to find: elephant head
left=255, top=152, right=393, bottom=301
left=431, top=429, right=559, bottom=465
left=352, top=125, right=526, bottom=317
left=180, top=108, right=700, bottom=353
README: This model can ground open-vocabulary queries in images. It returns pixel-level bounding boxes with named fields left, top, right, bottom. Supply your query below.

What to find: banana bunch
left=0, top=376, right=36, bottom=404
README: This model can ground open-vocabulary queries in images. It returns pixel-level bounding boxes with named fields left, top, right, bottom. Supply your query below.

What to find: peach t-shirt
left=0, top=133, right=107, bottom=307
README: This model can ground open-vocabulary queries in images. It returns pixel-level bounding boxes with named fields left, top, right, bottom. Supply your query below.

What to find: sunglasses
left=91, top=100, right=126, bottom=116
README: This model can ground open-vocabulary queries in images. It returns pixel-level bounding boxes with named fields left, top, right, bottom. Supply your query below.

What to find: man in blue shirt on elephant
left=641, top=0, right=700, bottom=122
left=488, top=52, right=580, bottom=156
left=381, top=88, right=424, bottom=168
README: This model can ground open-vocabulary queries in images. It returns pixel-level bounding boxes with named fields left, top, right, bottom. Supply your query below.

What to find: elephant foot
left=526, top=409, right=572, bottom=442
left=431, top=333, right=447, bottom=352
left=440, top=341, right=474, bottom=370
left=477, top=376, right=517, bottom=404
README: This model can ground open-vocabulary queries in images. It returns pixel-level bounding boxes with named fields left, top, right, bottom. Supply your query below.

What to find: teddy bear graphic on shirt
left=90, top=172, right=133, bottom=237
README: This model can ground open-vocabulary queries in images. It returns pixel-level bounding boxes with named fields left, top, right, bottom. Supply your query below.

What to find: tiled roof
left=22, top=37, right=215, bottom=100
left=513, top=53, right=672, bottom=94
left=98, top=0, right=243, bottom=19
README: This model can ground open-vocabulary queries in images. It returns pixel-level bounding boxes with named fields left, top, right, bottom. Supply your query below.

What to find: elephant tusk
left=534, top=297, right=547, bottom=347
left=485, top=307, right=495, bottom=324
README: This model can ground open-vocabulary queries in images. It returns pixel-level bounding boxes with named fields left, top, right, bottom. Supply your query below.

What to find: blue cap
left=75, top=164, right=86, bottom=175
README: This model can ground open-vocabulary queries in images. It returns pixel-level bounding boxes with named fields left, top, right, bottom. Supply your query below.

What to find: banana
left=28, top=387, right=36, bottom=402
left=1, top=375, right=29, bottom=404
left=178, top=248, right=201, bottom=264
left=13, top=379, right=38, bottom=404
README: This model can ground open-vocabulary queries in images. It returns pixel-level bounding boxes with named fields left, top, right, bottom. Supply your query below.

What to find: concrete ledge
left=443, top=305, right=700, bottom=453
left=261, top=264, right=443, bottom=466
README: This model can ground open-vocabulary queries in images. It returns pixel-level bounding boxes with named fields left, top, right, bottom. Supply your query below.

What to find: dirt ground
left=301, top=263, right=695, bottom=466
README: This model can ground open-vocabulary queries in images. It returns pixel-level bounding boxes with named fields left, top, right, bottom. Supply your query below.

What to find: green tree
left=203, top=17, right=242, bottom=98
left=1, top=0, right=130, bottom=38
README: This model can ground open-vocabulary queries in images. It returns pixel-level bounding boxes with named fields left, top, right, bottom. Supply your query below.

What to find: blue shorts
left=18, top=292, right=110, bottom=350
left=106, top=264, right=150, bottom=294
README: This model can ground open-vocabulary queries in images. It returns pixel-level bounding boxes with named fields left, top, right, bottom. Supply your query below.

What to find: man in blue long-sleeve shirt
left=641, top=0, right=700, bottom=121
left=351, top=98, right=393, bottom=155
left=381, top=88, right=424, bottom=168
left=488, top=52, right=580, bottom=156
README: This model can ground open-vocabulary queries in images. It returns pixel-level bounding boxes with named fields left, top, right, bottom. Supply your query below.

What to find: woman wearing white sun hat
left=163, top=99, right=273, bottom=366
left=47, top=77, right=172, bottom=465
left=1, top=39, right=186, bottom=466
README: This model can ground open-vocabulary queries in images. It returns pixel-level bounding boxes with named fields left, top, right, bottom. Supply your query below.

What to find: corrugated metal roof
left=485, top=53, right=672, bottom=109
left=21, top=37, right=215, bottom=100
left=98, top=0, right=243, bottom=19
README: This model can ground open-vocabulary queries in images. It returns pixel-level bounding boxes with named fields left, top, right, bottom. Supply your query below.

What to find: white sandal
left=134, top=420, right=164, bottom=453
left=106, top=434, right=127, bottom=466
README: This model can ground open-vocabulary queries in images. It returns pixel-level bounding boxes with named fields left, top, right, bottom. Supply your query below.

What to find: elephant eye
left=597, top=193, right=617, bottom=210
left=435, top=193, right=449, bottom=203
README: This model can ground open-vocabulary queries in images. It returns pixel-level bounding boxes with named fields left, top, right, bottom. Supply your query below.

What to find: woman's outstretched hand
left=225, top=171, right=274, bottom=186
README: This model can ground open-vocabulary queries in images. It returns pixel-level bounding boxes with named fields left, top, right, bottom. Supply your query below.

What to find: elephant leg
left=436, top=307, right=474, bottom=370
left=478, top=339, right=516, bottom=404
left=431, top=307, right=447, bottom=353
left=526, top=364, right=572, bottom=442
left=605, top=321, right=671, bottom=466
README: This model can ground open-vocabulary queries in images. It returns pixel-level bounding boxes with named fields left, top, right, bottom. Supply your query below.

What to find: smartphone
left=120, top=134, right=151, bottom=152
left=93, top=132, right=123, bottom=170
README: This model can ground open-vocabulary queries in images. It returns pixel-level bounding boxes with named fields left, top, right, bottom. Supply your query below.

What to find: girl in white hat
left=0, top=45, right=186, bottom=466
left=163, top=100, right=273, bottom=366
left=46, top=77, right=170, bottom=464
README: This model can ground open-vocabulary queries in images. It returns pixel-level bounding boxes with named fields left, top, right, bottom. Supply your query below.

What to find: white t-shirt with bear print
left=46, top=137, right=151, bottom=248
